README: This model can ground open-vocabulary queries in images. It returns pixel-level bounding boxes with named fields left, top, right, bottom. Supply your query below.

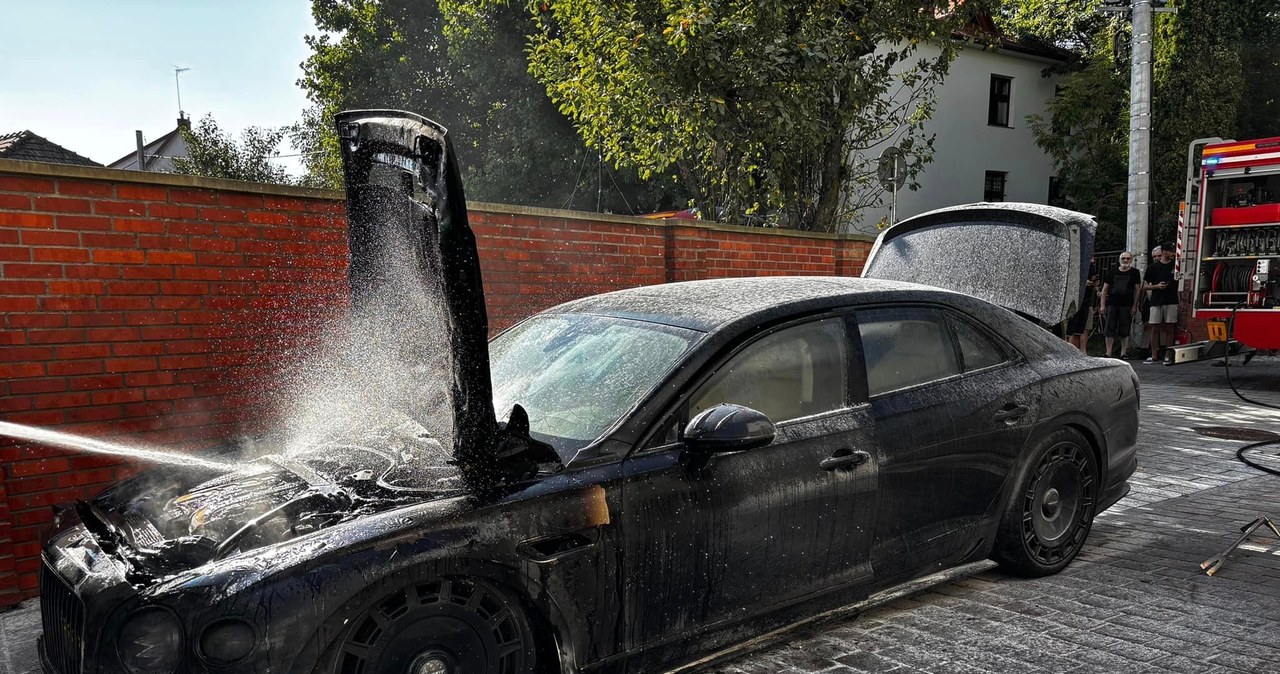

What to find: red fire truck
left=1175, top=136, right=1280, bottom=359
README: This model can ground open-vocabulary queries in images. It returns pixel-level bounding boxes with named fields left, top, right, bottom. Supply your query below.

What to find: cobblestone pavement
left=3, top=358, right=1279, bottom=674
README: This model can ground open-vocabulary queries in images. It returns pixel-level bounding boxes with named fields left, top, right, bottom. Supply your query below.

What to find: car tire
left=317, top=576, right=539, bottom=674
left=992, top=427, right=1098, bottom=577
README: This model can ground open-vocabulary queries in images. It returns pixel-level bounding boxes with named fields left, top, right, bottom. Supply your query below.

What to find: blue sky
left=0, top=1, right=317, bottom=170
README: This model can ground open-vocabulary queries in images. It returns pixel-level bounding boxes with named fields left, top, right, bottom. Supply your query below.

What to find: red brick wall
left=0, top=161, right=872, bottom=603
left=0, top=167, right=351, bottom=599
left=472, top=213, right=869, bottom=330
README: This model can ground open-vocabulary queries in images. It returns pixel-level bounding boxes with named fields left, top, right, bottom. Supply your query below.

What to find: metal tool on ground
left=1200, top=515, right=1280, bottom=576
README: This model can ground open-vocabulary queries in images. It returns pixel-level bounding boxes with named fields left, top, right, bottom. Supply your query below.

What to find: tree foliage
left=444, top=0, right=986, bottom=232
left=171, top=114, right=292, bottom=185
left=1020, top=22, right=1131, bottom=250
left=1151, top=0, right=1280, bottom=240
left=297, top=0, right=679, bottom=213
left=288, top=105, right=344, bottom=190
left=1009, top=0, right=1280, bottom=250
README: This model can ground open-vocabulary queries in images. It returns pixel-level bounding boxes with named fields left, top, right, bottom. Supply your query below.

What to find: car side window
left=857, top=307, right=960, bottom=396
left=947, top=313, right=1008, bottom=372
left=689, top=318, right=849, bottom=425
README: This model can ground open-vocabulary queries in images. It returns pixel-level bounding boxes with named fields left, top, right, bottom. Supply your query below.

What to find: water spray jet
left=0, top=421, right=241, bottom=473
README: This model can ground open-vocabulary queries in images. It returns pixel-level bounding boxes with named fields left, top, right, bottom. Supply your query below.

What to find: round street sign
left=878, top=147, right=907, bottom=191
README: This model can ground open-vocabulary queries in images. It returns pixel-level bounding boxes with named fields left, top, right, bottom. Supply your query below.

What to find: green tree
left=171, top=114, right=292, bottom=185
left=298, top=0, right=678, bottom=213
left=1235, top=2, right=1280, bottom=139
left=446, top=0, right=987, bottom=232
left=288, top=105, right=344, bottom=190
left=1010, top=0, right=1280, bottom=249
left=1151, top=0, right=1280, bottom=242
left=1006, top=0, right=1145, bottom=251
left=1021, top=26, right=1130, bottom=250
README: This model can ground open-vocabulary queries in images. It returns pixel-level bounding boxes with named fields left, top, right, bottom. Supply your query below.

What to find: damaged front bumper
left=39, top=512, right=139, bottom=674
left=38, top=511, right=295, bottom=674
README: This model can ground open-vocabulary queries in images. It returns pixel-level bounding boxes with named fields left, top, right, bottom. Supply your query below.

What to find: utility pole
left=1098, top=0, right=1175, bottom=269
left=1128, top=0, right=1153, bottom=269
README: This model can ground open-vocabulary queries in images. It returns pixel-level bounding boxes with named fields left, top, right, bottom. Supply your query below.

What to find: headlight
left=200, top=618, right=256, bottom=664
left=117, top=608, right=182, bottom=674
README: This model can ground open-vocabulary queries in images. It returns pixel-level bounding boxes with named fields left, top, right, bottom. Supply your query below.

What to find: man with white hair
left=1100, top=251, right=1141, bottom=358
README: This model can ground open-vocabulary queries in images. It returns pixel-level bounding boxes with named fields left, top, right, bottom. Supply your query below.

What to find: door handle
left=992, top=404, right=1030, bottom=423
left=820, top=449, right=870, bottom=471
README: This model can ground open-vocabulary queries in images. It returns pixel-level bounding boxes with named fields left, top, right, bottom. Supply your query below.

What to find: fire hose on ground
left=1197, top=305, right=1279, bottom=576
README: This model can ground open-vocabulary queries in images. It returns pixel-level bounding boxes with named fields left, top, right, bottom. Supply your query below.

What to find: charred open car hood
left=337, top=110, right=496, bottom=487
left=336, top=110, right=555, bottom=496
left=861, top=203, right=1097, bottom=325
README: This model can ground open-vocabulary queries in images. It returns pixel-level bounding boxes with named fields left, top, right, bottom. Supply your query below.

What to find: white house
left=852, top=21, right=1066, bottom=233
left=108, top=116, right=192, bottom=172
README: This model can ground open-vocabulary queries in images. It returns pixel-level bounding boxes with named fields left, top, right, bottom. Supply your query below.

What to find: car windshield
left=489, top=314, right=699, bottom=456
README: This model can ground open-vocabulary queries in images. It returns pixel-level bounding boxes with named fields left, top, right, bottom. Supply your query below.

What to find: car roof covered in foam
left=543, top=276, right=961, bottom=332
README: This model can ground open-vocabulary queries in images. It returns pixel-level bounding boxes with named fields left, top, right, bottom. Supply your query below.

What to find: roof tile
left=0, top=131, right=102, bottom=167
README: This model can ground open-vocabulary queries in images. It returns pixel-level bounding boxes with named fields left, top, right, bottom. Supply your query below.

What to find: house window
left=1051, top=85, right=1068, bottom=136
left=984, top=171, right=1007, bottom=202
left=1048, top=176, right=1065, bottom=207
left=989, top=75, right=1012, bottom=127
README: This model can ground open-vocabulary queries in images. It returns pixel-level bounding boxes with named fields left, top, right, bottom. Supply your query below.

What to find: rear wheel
left=993, top=427, right=1098, bottom=577
left=323, top=577, right=538, bottom=674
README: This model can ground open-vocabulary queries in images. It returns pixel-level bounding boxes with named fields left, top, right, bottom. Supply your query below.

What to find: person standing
left=1067, top=274, right=1100, bottom=353
left=1100, top=252, right=1142, bottom=358
left=1143, top=242, right=1179, bottom=363
left=1138, top=245, right=1162, bottom=357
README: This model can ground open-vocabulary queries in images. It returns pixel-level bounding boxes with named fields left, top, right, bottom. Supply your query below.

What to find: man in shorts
left=1143, top=242, right=1179, bottom=363
left=1100, top=251, right=1141, bottom=358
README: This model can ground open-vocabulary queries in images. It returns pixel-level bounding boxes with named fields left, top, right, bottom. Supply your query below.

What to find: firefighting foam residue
left=271, top=238, right=457, bottom=469
left=0, top=421, right=240, bottom=472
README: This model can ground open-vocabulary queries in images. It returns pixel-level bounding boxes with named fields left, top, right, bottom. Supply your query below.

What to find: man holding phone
left=1143, top=242, right=1179, bottom=363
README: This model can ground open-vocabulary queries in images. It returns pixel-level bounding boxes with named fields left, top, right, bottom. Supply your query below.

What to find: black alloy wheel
left=993, top=427, right=1098, bottom=577
left=332, top=577, right=537, bottom=674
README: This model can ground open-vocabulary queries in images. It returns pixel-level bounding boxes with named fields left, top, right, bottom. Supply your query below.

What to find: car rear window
left=857, top=307, right=960, bottom=396
left=947, top=313, right=1008, bottom=371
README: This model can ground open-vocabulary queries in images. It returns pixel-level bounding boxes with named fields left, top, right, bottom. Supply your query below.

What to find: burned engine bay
left=70, top=430, right=466, bottom=586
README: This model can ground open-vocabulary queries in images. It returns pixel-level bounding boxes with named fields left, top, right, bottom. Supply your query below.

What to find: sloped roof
left=0, top=131, right=102, bottom=167
left=108, top=126, right=185, bottom=170
left=955, top=12, right=1072, bottom=62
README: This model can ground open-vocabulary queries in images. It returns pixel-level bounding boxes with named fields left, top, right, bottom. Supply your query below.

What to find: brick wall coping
left=0, top=158, right=341, bottom=200
left=0, top=158, right=876, bottom=243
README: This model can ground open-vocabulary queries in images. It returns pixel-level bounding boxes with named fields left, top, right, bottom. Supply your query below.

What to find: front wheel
left=992, top=427, right=1098, bottom=577
left=322, top=577, right=539, bottom=674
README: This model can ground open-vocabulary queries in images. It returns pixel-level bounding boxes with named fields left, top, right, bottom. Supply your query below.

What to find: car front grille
left=41, top=559, right=85, bottom=674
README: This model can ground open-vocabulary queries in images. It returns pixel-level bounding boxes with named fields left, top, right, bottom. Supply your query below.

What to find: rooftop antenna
left=173, top=66, right=191, bottom=119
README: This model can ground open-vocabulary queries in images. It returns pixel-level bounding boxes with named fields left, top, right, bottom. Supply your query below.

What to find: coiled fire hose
left=1225, top=304, right=1280, bottom=476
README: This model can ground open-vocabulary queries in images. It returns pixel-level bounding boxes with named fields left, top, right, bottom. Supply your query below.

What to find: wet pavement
left=3, top=355, right=1278, bottom=674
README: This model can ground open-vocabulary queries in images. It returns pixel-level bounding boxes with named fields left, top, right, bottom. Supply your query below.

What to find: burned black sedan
left=38, top=112, right=1138, bottom=674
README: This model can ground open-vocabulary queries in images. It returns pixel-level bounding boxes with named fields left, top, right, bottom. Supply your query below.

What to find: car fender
left=280, top=557, right=583, bottom=674
left=983, top=384, right=1109, bottom=523
left=153, top=484, right=612, bottom=674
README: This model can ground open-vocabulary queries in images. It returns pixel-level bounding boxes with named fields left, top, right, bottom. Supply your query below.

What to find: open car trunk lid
left=861, top=202, right=1098, bottom=325
left=336, top=110, right=498, bottom=491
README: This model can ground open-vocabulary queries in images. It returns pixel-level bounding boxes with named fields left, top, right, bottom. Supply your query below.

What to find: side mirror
left=683, top=404, right=776, bottom=454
